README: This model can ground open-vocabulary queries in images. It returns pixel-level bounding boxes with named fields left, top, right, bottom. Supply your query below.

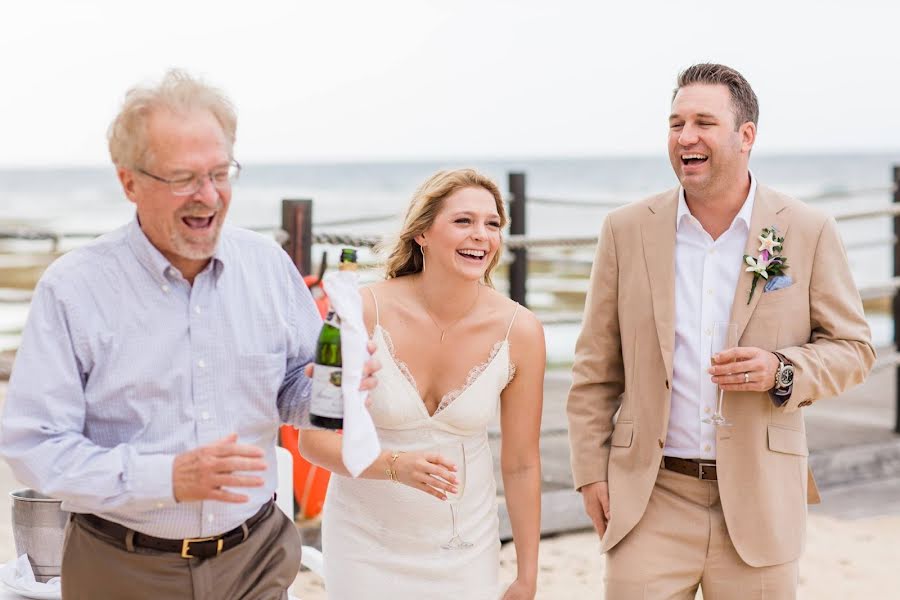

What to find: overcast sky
left=1, top=0, right=898, bottom=167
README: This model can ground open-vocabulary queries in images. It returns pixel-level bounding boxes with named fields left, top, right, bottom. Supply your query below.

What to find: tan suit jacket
left=567, top=184, right=876, bottom=567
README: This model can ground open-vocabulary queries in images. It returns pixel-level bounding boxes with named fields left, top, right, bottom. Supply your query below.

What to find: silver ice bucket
left=10, top=489, right=68, bottom=582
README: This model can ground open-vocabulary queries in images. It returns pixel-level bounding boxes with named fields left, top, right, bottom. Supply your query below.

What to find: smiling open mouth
left=182, top=215, right=215, bottom=229
left=457, top=249, right=486, bottom=262
left=681, top=153, right=708, bottom=166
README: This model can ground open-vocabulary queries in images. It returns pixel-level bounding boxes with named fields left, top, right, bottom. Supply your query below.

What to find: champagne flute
left=703, top=321, right=739, bottom=427
left=435, top=441, right=472, bottom=550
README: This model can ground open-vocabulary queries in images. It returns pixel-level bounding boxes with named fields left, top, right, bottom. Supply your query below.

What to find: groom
left=567, top=63, right=875, bottom=598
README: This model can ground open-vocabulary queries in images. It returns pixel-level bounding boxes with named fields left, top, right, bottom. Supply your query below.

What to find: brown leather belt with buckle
left=663, top=456, right=718, bottom=480
left=74, top=498, right=274, bottom=559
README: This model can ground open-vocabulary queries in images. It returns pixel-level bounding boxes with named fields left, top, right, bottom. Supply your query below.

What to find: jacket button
left=665, top=379, right=670, bottom=389
left=658, top=439, right=664, bottom=448
left=799, top=400, right=813, bottom=407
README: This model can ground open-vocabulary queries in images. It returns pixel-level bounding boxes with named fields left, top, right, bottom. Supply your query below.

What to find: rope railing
left=0, top=229, right=60, bottom=242
left=832, top=204, right=900, bottom=221
left=504, top=235, right=598, bottom=250
left=871, top=347, right=900, bottom=373
left=527, top=197, right=623, bottom=208
left=859, top=277, right=900, bottom=301
left=800, top=185, right=897, bottom=203
left=313, top=213, right=399, bottom=227
left=312, top=233, right=380, bottom=248
left=0, top=289, right=33, bottom=303
left=845, top=236, right=898, bottom=251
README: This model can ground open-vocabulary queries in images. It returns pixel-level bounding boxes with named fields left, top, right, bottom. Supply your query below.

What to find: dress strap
left=504, top=303, right=520, bottom=340
left=366, top=287, right=380, bottom=326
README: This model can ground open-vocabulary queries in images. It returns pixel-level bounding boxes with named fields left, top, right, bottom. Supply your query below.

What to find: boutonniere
left=743, top=226, right=788, bottom=304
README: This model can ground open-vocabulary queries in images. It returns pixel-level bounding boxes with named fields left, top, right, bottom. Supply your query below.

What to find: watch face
left=779, top=365, right=794, bottom=387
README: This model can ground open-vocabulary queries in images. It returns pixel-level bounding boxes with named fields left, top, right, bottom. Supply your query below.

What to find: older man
left=0, top=70, right=376, bottom=599
left=567, top=63, right=875, bottom=598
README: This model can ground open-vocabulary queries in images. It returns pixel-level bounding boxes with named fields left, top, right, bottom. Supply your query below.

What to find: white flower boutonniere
left=743, top=226, right=788, bottom=304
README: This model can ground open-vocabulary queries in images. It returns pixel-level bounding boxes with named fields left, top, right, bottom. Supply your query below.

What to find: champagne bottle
left=310, top=248, right=358, bottom=429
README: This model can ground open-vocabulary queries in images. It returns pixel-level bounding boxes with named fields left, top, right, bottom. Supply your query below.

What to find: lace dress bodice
left=377, top=324, right=516, bottom=417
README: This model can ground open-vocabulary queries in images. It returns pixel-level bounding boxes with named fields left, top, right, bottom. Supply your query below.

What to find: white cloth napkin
left=323, top=270, right=381, bottom=477
left=1, top=554, right=61, bottom=596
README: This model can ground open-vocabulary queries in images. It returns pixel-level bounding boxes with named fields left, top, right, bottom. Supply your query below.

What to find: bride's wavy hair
left=381, top=169, right=507, bottom=287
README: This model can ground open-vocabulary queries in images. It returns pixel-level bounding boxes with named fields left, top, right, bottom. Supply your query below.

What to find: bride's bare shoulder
left=359, top=278, right=416, bottom=327
left=361, top=278, right=414, bottom=302
left=480, top=288, right=543, bottom=344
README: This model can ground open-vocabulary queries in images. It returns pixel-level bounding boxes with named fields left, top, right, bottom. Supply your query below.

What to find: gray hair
left=107, top=69, right=237, bottom=169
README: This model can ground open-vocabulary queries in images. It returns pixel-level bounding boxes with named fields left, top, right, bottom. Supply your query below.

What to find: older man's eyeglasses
left=138, top=160, right=241, bottom=196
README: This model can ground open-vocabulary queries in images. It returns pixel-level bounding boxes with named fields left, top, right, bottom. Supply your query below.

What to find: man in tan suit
left=567, top=63, right=875, bottom=598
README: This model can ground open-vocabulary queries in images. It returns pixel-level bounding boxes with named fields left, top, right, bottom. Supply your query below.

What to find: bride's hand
left=393, top=451, right=458, bottom=500
left=501, top=579, right=536, bottom=599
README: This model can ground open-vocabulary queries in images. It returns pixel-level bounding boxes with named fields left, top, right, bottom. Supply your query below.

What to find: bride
left=298, top=168, right=545, bottom=599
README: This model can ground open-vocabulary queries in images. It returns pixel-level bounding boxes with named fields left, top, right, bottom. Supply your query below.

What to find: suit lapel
left=641, top=190, right=678, bottom=379
left=728, top=185, right=790, bottom=343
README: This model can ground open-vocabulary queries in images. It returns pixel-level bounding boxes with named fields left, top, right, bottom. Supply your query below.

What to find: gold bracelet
left=386, top=451, right=404, bottom=483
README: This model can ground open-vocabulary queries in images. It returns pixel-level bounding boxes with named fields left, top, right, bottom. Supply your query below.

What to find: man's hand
left=708, top=347, right=779, bottom=392
left=304, top=340, right=381, bottom=401
left=172, top=433, right=267, bottom=503
left=580, top=481, right=611, bottom=538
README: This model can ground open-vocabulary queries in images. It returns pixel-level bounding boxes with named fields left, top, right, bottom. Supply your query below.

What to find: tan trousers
left=60, top=504, right=302, bottom=600
left=605, top=466, right=798, bottom=600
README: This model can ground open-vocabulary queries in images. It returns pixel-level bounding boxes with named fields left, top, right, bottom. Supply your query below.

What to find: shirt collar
left=676, top=170, right=757, bottom=232
left=125, top=216, right=226, bottom=286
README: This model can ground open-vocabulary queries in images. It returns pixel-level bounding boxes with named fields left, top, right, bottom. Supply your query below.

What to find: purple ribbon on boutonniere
left=743, top=225, right=789, bottom=304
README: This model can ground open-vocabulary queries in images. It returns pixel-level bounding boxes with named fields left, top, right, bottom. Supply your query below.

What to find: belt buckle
left=697, top=462, right=716, bottom=480
left=181, top=536, right=224, bottom=559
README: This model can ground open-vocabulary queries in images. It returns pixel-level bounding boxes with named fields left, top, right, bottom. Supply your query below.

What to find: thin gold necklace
left=420, top=283, right=481, bottom=343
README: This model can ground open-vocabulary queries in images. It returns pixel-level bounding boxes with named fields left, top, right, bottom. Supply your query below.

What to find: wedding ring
left=744, top=372, right=750, bottom=384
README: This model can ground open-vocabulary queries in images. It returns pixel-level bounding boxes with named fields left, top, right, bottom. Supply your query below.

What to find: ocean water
left=2, top=153, right=899, bottom=356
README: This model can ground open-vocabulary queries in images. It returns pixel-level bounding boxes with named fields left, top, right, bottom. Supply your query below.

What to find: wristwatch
left=773, top=352, right=795, bottom=390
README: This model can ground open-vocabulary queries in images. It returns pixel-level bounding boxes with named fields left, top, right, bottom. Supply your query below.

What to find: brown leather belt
left=74, top=498, right=274, bottom=559
left=663, top=456, right=718, bottom=480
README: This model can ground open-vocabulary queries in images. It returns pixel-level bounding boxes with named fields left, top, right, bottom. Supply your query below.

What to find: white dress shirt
left=665, top=175, right=757, bottom=460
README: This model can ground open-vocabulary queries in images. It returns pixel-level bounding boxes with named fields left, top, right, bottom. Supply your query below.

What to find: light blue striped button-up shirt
left=0, top=219, right=320, bottom=538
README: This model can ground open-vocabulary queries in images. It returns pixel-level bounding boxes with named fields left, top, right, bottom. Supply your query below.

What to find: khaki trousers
left=61, top=504, right=302, bottom=600
left=605, top=466, right=798, bottom=600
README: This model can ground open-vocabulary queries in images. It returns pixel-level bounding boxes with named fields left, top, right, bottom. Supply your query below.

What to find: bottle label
left=311, top=364, right=343, bottom=418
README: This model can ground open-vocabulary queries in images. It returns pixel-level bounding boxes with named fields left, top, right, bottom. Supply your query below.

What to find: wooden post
left=282, top=199, right=313, bottom=276
left=893, top=167, right=900, bottom=434
left=508, top=172, right=527, bottom=307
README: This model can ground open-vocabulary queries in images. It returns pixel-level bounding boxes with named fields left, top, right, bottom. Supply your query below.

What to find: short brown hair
left=674, top=63, right=759, bottom=130
left=381, top=169, right=507, bottom=286
left=108, top=69, right=237, bottom=169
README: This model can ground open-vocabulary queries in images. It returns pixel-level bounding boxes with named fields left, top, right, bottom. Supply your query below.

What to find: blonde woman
left=299, top=169, right=545, bottom=599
